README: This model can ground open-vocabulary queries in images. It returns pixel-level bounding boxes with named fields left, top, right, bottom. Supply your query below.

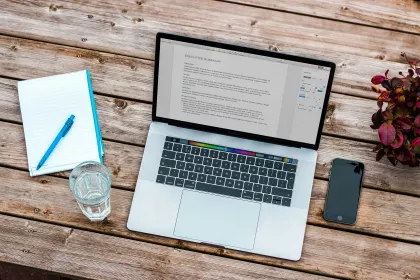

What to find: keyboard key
left=175, top=178, right=184, bottom=187
left=176, top=161, right=186, bottom=170
left=272, top=196, right=282, bottom=205
left=176, top=153, right=185, bottom=161
left=282, top=198, right=291, bottom=207
left=212, top=159, right=221, bottom=168
left=268, top=169, right=277, bottom=178
left=213, top=168, right=222, bottom=176
left=204, top=166, right=213, bottom=174
left=200, top=149, right=209, bottom=157
left=203, top=158, right=212, bottom=166
left=163, top=142, right=173, bottom=150
left=274, top=161, right=283, bottom=170
left=263, top=194, right=272, bottom=203
left=165, top=136, right=175, bottom=142
left=194, top=165, right=204, bottom=173
left=222, top=161, right=231, bottom=169
left=244, top=182, right=253, bottom=190
left=209, top=150, right=219, bottom=158
left=287, top=180, right=294, bottom=189
left=278, top=180, right=287, bottom=188
left=216, top=177, right=225, bottom=186
left=231, top=162, right=240, bottom=171
left=234, top=180, right=244, bottom=189
left=160, top=158, right=176, bottom=168
left=262, top=185, right=271, bottom=194
left=237, top=155, right=246, bottom=163
left=264, top=160, right=274, bottom=168
left=173, top=143, right=182, bottom=152
left=188, top=172, right=198, bottom=180
left=222, top=169, right=232, bottom=178
left=228, top=153, right=237, bottom=162
left=196, top=182, right=242, bottom=198
left=218, top=152, right=228, bottom=160
left=182, top=145, right=191, bottom=153
left=194, top=156, right=203, bottom=164
left=165, top=176, right=175, bottom=185
left=184, top=180, right=196, bottom=189
left=271, top=187, right=293, bottom=198
left=185, top=154, right=194, bottom=162
left=197, top=174, right=206, bottom=182
left=255, top=158, right=264, bottom=166
left=191, top=147, right=201, bottom=155
left=156, top=175, right=165, bottom=183
left=286, top=172, right=296, bottom=181
left=225, top=179, right=234, bottom=187
left=277, top=171, right=286, bottom=179
left=231, top=171, right=240, bottom=179
left=240, top=173, right=250, bottom=181
left=259, top=176, right=268, bottom=185
left=179, top=170, right=188, bottom=179
left=283, top=163, right=297, bottom=172
left=249, top=166, right=258, bottom=174
left=258, top=167, right=268, bottom=176
left=162, top=150, right=176, bottom=159
left=246, top=157, right=255, bottom=165
left=240, top=164, right=249, bottom=172
left=268, top=178, right=278, bottom=187
left=158, top=167, right=170, bottom=175
left=253, top=184, right=262, bottom=192
left=250, top=174, right=259, bottom=183
left=253, top=192, right=263, bottom=201
left=185, top=163, right=195, bottom=171
left=170, top=169, right=179, bottom=177
left=242, top=191, right=254, bottom=200
left=206, top=175, right=216, bottom=184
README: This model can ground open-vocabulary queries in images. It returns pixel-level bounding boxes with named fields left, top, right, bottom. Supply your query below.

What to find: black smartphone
left=323, top=158, right=364, bottom=225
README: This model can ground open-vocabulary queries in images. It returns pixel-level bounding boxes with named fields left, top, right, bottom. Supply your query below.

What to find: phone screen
left=323, top=158, right=364, bottom=225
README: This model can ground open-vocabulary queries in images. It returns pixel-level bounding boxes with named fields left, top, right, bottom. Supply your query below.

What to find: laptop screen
left=155, top=36, right=333, bottom=146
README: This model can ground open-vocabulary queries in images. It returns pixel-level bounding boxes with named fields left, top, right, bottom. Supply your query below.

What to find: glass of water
left=69, top=161, right=112, bottom=221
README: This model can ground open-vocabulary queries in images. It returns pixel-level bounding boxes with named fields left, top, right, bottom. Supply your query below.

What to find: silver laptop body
left=128, top=33, right=335, bottom=261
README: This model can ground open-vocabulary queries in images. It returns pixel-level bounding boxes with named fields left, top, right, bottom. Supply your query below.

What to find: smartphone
left=323, top=158, right=364, bottom=225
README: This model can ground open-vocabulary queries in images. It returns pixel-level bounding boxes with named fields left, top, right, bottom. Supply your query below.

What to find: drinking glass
left=69, top=161, right=112, bottom=221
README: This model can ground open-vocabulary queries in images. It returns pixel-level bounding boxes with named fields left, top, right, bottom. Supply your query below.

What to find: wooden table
left=1, top=1, right=420, bottom=279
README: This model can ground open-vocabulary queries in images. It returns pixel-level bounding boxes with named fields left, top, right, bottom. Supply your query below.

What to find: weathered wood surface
left=2, top=0, right=420, bottom=100
left=231, top=0, right=420, bottom=35
left=1, top=167, right=420, bottom=280
left=2, top=77, right=420, bottom=197
left=0, top=214, right=338, bottom=280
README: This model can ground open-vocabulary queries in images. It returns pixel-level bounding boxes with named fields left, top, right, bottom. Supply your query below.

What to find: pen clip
left=62, top=118, right=74, bottom=137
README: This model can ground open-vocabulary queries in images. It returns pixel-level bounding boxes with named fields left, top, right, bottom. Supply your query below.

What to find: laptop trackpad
left=174, top=190, right=261, bottom=250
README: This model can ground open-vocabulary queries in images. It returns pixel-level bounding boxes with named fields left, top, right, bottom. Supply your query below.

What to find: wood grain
left=0, top=214, right=338, bottom=280
left=229, top=0, right=420, bottom=35
left=1, top=121, right=420, bottom=244
left=1, top=3, right=419, bottom=101
left=1, top=167, right=419, bottom=279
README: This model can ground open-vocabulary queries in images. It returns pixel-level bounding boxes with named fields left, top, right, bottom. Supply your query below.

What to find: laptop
left=128, top=32, right=335, bottom=261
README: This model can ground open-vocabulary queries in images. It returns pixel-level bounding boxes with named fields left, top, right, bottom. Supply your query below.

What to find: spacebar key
left=196, top=182, right=242, bottom=198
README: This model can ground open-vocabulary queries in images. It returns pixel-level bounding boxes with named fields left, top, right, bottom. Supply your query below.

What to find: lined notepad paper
left=18, top=70, right=104, bottom=176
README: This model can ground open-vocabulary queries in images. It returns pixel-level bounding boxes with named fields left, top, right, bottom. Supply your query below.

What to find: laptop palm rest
left=174, top=190, right=261, bottom=250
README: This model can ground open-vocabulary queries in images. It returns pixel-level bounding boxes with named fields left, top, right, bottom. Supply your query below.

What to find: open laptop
left=128, top=32, right=335, bottom=261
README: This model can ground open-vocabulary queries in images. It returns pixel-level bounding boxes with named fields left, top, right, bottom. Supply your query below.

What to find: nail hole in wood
left=88, top=14, right=93, bottom=19
left=81, top=38, right=87, bottom=42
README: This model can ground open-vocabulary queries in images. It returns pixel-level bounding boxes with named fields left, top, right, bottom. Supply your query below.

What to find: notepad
left=18, top=70, right=104, bottom=176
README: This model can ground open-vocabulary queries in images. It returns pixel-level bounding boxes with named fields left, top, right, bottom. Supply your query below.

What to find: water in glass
left=69, top=161, right=112, bottom=221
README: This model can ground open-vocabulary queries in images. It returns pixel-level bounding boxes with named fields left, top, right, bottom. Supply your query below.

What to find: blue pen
left=36, top=114, right=75, bottom=170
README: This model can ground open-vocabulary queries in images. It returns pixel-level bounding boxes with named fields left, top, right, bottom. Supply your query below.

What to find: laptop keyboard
left=156, top=136, right=298, bottom=207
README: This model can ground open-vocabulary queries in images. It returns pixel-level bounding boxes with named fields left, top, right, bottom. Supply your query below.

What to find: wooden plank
left=1, top=2, right=418, bottom=100
left=0, top=167, right=419, bottom=279
left=0, top=215, right=337, bottom=280
left=229, top=0, right=420, bottom=35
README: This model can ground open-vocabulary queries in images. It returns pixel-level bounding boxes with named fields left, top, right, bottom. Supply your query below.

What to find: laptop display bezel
left=152, top=32, right=336, bottom=150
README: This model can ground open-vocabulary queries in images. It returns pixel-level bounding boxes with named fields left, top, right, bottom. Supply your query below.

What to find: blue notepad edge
left=86, top=70, right=104, bottom=163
